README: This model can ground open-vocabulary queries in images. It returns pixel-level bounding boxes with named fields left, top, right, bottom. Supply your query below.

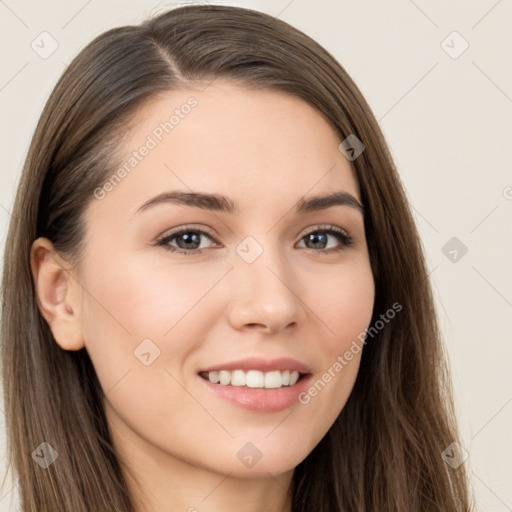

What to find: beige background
left=1, top=0, right=511, bottom=510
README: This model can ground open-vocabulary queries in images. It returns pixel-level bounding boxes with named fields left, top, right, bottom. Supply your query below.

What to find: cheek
left=307, top=259, right=375, bottom=348
left=78, top=255, right=206, bottom=443
left=78, top=252, right=226, bottom=397
left=294, top=260, right=374, bottom=426
left=81, top=251, right=220, bottom=345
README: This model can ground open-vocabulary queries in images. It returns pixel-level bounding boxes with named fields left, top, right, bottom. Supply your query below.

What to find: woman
left=1, top=4, right=473, bottom=511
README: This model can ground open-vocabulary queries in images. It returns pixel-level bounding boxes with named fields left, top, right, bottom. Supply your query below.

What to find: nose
left=226, top=245, right=305, bottom=334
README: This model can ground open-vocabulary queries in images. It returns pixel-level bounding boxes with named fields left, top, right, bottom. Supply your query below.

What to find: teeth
left=204, top=369, right=301, bottom=388
left=208, top=371, right=220, bottom=383
left=231, top=370, right=246, bottom=386
left=219, top=370, right=230, bottom=386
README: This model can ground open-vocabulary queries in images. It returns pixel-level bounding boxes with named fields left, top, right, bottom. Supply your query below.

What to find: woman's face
left=67, top=81, right=374, bottom=478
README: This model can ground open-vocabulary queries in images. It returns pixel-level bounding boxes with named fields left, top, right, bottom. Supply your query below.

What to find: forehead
left=92, top=80, right=360, bottom=218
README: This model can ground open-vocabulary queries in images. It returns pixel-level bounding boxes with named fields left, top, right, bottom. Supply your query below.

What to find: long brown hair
left=1, top=5, right=473, bottom=511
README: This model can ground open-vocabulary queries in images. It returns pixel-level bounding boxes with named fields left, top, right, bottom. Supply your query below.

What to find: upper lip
left=198, top=357, right=313, bottom=374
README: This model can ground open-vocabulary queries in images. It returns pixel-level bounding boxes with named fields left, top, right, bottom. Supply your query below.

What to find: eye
left=156, top=226, right=219, bottom=256
left=297, top=225, right=354, bottom=253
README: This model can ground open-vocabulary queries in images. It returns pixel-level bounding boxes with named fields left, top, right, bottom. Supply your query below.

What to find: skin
left=31, top=80, right=375, bottom=512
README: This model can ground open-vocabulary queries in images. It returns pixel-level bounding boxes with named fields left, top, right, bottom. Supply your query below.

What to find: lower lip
left=197, top=374, right=313, bottom=412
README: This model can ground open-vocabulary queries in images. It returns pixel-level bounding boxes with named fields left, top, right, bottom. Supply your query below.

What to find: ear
left=30, top=237, right=85, bottom=351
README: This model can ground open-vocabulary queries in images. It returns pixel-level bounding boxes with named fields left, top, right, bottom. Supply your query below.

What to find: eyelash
left=156, top=224, right=354, bottom=256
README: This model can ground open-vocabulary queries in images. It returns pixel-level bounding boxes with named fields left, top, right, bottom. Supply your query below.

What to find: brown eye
left=157, top=227, right=218, bottom=255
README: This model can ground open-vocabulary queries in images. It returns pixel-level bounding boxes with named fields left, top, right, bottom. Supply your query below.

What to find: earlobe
left=30, top=237, right=85, bottom=351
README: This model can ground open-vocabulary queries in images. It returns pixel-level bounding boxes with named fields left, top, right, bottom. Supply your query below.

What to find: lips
left=198, top=369, right=314, bottom=412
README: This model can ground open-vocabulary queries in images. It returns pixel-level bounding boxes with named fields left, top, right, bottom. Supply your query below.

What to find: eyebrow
left=133, top=190, right=364, bottom=216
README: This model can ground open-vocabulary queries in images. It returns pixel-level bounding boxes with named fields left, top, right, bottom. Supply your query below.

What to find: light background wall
left=0, top=0, right=511, bottom=510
